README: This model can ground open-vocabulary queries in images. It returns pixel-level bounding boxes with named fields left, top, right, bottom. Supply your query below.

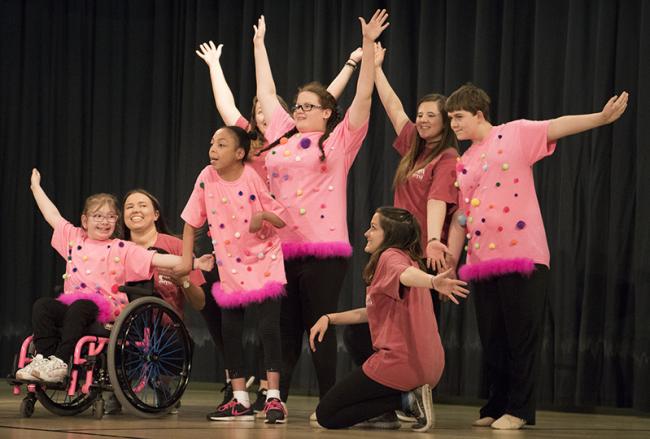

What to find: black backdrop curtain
left=1, top=0, right=648, bottom=411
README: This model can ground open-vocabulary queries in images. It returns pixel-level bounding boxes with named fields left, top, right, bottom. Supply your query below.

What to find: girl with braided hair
left=252, top=10, right=388, bottom=406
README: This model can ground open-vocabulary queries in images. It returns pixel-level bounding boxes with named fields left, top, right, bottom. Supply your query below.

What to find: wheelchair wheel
left=35, top=384, right=98, bottom=416
left=108, top=297, right=192, bottom=418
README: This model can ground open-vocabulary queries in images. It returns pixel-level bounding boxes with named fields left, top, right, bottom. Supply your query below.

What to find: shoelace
left=43, top=358, right=66, bottom=371
left=217, top=399, right=239, bottom=412
left=264, top=399, right=285, bottom=414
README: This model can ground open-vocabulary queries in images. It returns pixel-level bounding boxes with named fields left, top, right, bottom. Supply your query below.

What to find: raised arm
left=253, top=15, right=282, bottom=123
left=196, top=41, right=243, bottom=126
left=30, top=169, right=64, bottom=229
left=326, top=47, right=362, bottom=100
left=348, top=9, right=390, bottom=130
left=373, top=42, right=410, bottom=134
left=547, top=92, right=628, bottom=142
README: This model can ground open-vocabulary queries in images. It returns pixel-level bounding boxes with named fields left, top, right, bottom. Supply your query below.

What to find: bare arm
left=196, top=41, right=243, bottom=126
left=373, top=43, right=410, bottom=135
left=253, top=16, right=281, bottom=124
left=309, top=308, right=368, bottom=352
left=425, top=199, right=448, bottom=271
left=445, top=210, right=467, bottom=272
left=547, top=92, right=628, bottom=142
left=400, top=266, right=469, bottom=305
left=30, top=169, right=64, bottom=229
left=326, top=47, right=362, bottom=100
left=180, top=280, right=206, bottom=311
left=348, top=9, right=390, bottom=130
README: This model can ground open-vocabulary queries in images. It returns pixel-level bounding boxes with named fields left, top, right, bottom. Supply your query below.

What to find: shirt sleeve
left=368, top=249, right=413, bottom=301
left=427, top=149, right=459, bottom=205
left=50, top=218, right=83, bottom=259
left=264, top=104, right=296, bottom=145
left=181, top=167, right=209, bottom=229
left=327, top=109, right=369, bottom=171
left=392, top=121, right=417, bottom=157
left=122, top=242, right=155, bottom=282
left=516, top=119, right=557, bottom=165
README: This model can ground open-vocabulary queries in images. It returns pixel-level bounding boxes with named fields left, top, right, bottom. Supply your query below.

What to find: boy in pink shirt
left=309, top=207, right=468, bottom=432
left=17, top=170, right=207, bottom=384
left=446, top=84, right=629, bottom=430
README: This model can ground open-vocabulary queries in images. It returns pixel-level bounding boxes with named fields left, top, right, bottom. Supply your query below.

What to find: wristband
left=345, top=60, right=358, bottom=70
left=325, top=314, right=331, bottom=324
left=427, top=237, right=439, bottom=244
left=430, top=275, right=436, bottom=289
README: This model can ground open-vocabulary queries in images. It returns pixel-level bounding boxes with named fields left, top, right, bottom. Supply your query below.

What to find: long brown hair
left=362, top=207, right=425, bottom=285
left=393, top=94, right=458, bottom=188
left=122, top=189, right=173, bottom=241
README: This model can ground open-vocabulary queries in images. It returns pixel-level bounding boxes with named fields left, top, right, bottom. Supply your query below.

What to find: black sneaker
left=253, top=388, right=267, bottom=417
left=206, top=399, right=254, bottom=421
left=219, top=382, right=234, bottom=407
left=409, top=384, right=435, bottom=432
left=104, top=392, right=122, bottom=415
left=356, top=411, right=401, bottom=429
left=263, top=397, right=287, bottom=424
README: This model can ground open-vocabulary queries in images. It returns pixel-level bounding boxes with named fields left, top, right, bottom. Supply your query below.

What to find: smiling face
left=415, top=100, right=444, bottom=143
left=364, top=213, right=386, bottom=254
left=293, top=91, right=331, bottom=133
left=209, top=128, right=246, bottom=172
left=448, top=109, right=482, bottom=141
left=123, top=192, right=159, bottom=235
left=81, top=203, right=119, bottom=241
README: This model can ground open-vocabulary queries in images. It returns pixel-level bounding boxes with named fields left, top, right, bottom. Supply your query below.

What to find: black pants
left=221, top=298, right=282, bottom=379
left=32, top=297, right=99, bottom=362
left=316, top=367, right=402, bottom=429
left=279, top=256, right=349, bottom=401
left=472, top=265, right=549, bottom=425
left=199, top=284, right=224, bottom=353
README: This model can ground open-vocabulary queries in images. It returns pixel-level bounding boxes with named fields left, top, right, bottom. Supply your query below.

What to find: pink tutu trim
left=458, top=258, right=536, bottom=281
left=57, top=292, right=114, bottom=323
left=211, top=281, right=286, bottom=308
left=281, top=241, right=352, bottom=260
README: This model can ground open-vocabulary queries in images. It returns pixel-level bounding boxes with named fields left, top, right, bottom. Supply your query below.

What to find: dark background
left=1, top=0, right=648, bottom=411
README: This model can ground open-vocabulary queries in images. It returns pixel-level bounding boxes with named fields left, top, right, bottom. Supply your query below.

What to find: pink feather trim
left=281, top=241, right=352, bottom=260
left=57, top=292, right=114, bottom=323
left=211, top=281, right=286, bottom=308
left=458, top=258, right=536, bottom=281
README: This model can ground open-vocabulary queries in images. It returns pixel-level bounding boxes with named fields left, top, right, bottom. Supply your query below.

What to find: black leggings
left=473, top=265, right=549, bottom=425
left=279, top=256, right=349, bottom=401
left=221, top=297, right=282, bottom=379
left=32, top=297, right=99, bottom=362
left=316, top=367, right=402, bottom=429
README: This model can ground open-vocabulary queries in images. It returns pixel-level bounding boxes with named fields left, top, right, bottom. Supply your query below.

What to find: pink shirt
left=362, top=248, right=444, bottom=391
left=52, top=219, right=155, bottom=322
left=393, top=122, right=459, bottom=248
left=181, top=164, right=287, bottom=308
left=456, top=120, right=557, bottom=281
left=150, top=233, right=206, bottom=320
left=235, top=116, right=269, bottom=183
left=264, top=106, right=369, bottom=259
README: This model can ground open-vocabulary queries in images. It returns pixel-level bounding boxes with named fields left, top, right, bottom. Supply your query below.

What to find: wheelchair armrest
left=119, top=285, right=155, bottom=301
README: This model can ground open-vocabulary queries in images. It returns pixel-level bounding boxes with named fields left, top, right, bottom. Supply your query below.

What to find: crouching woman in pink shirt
left=309, top=207, right=469, bottom=432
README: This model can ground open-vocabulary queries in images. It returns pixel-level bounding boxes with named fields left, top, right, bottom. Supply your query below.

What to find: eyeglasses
left=89, top=213, right=119, bottom=223
left=291, top=103, right=323, bottom=113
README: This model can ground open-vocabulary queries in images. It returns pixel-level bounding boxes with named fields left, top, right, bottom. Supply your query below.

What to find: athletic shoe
left=310, top=411, right=318, bottom=422
left=219, top=382, right=234, bottom=406
left=395, top=410, right=417, bottom=423
left=253, top=388, right=268, bottom=418
left=356, top=411, right=401, bottom=429
left=31, top=356, right=68, bottom=383
left=206, top=399, right=254, bottom=421
left=15, top=354, right=48, bottom=381
left=409, top=384, right=435, bottom=432
left=104, top=392, right=122, bottom=415
left=472, top=416, right=495, bottom=427
left=263, top=397, right=287, bottom=424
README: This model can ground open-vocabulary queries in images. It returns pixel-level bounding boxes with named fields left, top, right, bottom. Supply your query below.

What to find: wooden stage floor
left=1, top=384, right=648, bottom=438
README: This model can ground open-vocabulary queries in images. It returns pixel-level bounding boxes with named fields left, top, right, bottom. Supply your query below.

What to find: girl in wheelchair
left=16, top=169, right=213, bottom=384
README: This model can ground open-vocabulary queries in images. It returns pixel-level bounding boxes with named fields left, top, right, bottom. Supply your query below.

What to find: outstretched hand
left=374, top=42, right=386, bottom=68
left=309, top=315, right=330, bottom=352
left=359, top=9, right=389, bottom=41
left=600, top=91, right=629, bottom=125
left=195, top=41, right=222, bottom=66
left=431, top=268, right=469, bottom=305
left=194, top=254, right=215, bottom=272
left=30, top=168, right=41, bottom=188
left=253, top=15, right=266, bottom=43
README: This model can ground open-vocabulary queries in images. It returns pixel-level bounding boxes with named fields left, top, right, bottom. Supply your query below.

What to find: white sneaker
left=15, top=354, right=48, bottom=381
left=32, top=356, right=68, bottom=383
left=491, top=414, right=526, bottom=430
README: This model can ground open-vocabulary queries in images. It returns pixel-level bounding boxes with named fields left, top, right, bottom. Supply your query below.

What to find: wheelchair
left=7, top=274, right=194, bottom=419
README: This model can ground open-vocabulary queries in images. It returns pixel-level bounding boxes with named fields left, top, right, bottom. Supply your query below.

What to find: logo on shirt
left=410, top=168, right=425, bottom=181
